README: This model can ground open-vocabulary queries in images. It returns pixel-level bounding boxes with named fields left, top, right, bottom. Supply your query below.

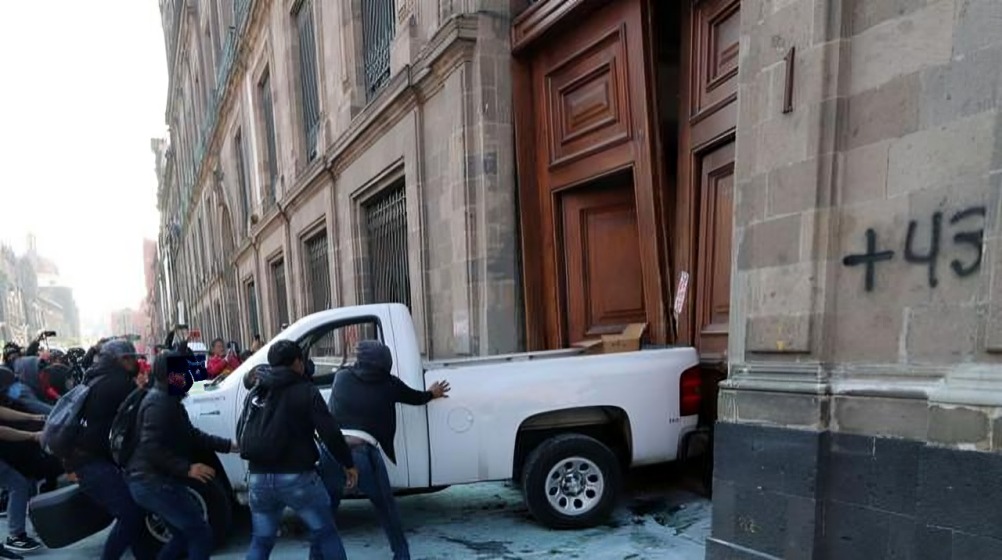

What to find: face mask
left=7, top=383, right=22, bottom=400
left=305, top=359, right=316, bottom=380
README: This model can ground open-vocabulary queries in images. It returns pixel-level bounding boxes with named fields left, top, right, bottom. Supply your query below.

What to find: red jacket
left=206, top=354, right=241, bottom=379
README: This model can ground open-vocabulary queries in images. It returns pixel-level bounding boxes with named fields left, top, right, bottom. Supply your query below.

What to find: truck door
left=300, top=316, right=413, bottom=489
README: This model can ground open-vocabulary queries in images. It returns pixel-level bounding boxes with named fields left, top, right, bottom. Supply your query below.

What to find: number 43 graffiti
left=842, top=206, right=987, bottom=292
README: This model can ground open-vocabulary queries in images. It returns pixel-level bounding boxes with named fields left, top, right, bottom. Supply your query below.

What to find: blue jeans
left=314, top=444, right=410, bottom=560
left=0, top=460, right=32, bottom=536
left=248, top=471, right=345, bottom=560
left=128, top=478, right=213, bottom=560
left=75, top=460, right=144, bottom=560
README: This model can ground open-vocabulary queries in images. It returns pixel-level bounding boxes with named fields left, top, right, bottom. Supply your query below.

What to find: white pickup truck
left=32, top=303, right=703, bottom=551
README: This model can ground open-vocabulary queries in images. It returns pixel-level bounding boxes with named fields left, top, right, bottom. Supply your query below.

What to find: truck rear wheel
left=137, top=476, right=232, bottom=555
left=521, top=434, right=622, bottom=529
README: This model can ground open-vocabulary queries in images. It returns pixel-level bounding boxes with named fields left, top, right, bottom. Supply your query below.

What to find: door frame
left=511, top=0, right=669, bottom=350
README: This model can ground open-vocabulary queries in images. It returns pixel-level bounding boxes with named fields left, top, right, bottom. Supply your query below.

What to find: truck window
left=298, top=317, right=382, bottom=388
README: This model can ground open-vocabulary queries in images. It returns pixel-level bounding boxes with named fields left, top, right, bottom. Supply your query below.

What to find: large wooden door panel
left=694, top=142, right=734, bottom=358
left=561, top=180, right=645, bottom=343
left=676, top=0, right=740, bottom=358
left=514, top=0, right=666, bottom=349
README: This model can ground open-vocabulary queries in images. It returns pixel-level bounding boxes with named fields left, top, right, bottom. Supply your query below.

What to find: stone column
left=710, top=0, right=1002, bottom=558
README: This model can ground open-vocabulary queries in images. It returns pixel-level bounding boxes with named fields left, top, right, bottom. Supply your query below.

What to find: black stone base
left=708, top=422, right=1002, bottom=560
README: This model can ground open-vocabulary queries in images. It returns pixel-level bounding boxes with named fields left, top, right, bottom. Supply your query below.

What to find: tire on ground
left=520, top=433, right=622, bottom=529
left=136, top=476, right=232, bottom=556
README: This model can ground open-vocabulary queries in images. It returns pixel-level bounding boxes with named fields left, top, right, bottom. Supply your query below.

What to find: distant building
left=0, top=235, right=79, bottom=345
left=108, top=308, right=149, bottom=355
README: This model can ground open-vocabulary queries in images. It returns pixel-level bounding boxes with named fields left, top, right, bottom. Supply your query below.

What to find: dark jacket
left=247, top=366, right=353, bottom=474
left=127, top=387, right=231, bottom=481
left=330, top=343, right=432, bottom=464
left=14, top=357, right=45, bottom=401
left=65, top=360, right=138, bottom=470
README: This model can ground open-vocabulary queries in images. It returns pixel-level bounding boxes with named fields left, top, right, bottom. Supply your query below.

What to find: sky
left=0, top=0, right=167, bottom=335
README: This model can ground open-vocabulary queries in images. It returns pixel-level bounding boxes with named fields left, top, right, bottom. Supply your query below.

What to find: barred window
left=362, top=182, right=410, bottom=308
left=303, top=232, right=331, bottom=314
left=245, top=280, right=260, bottom=338
left=234, top=130, right=251, bottom=225
left=270, top=258, right=289, bottom=334
left=361, top=0, right=395, bottom=101
left=294, top=0, right=321, bottom=160
left=258, top=70, right=278, bottom=206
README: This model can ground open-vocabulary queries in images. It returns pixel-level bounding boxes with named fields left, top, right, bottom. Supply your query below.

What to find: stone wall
left=711, top=0, right=1002, bottom=558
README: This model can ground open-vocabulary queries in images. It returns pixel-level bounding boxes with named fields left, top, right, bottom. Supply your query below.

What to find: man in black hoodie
left=313, top=340, right=450, bottom=560
left=126, top=351, right=237, bottom=560
left=66, top=340, right=146, bottom=560
left=243, top=340, right=357, bottom=560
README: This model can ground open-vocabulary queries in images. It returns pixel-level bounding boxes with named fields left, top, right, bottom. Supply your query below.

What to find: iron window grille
left=362, top=182, right=411, bottom=308
left=245, top=280, right=260, bottom=338
left=362, top=0, right=395, bottom=101
left=259, top=70, right=279, bottom=207
left=294, top=0, right=321, bottom=161
left=304, top=231, right=338, bottom=356
left=270, top=259, right=289, bottom=334
left=304, top=232, right=332, bottom=314
left=234, top=130, right=251, bottom=226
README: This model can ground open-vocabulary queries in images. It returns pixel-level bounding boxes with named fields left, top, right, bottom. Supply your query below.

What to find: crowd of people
left=0, top=329, right=449, bottom=560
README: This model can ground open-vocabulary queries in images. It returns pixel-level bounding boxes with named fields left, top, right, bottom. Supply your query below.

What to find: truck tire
left=137, top=476, right=232, bottom=555
left=521, top=434, right=622, bottom=529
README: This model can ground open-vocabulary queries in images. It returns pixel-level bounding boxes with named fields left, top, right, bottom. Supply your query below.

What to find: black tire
left=520, top=434, right=622, bottom=529
left=136, top=476, right=233, bottom=556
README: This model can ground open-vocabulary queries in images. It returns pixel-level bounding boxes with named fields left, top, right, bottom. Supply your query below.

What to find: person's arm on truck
left=391, top=377, right=450, bottom=405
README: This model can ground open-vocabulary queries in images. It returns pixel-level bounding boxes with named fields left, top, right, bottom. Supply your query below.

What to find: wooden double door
left=514, top=0, right=741, bottom=360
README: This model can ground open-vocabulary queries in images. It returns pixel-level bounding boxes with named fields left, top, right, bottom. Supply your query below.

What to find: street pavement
left=13, top=469, right=710, bottom=559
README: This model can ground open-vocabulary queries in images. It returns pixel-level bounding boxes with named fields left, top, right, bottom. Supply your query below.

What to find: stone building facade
left=707, top=0, right=1002, bottom=558
left=506, top=0, right=1000, bottom=558
left=153, top=0, right=521, bottom=358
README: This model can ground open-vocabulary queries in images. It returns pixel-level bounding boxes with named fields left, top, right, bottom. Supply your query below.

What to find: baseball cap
left=99, top=340, right=141, bottom=360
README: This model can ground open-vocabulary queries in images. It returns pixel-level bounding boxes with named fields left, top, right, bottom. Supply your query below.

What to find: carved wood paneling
left=694, top=141, right=734, bottom=359
left=561, top=180, right=646, bottom=342
left=545, top=28, right=632, bottom=169
left=689, top=0, right=740, bottom=122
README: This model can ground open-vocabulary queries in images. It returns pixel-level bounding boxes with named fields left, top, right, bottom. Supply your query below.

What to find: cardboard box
left=572, top=339, right=605, bottom=355
left=601, top=323, right=648, bottom=354
left=572, top=323, right=648, bottom=355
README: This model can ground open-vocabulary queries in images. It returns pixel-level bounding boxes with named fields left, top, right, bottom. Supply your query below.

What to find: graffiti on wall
left=842, top=206, right=986, bottom=292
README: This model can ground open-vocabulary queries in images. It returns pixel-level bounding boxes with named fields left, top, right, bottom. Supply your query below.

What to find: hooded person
left=5, top=358, right=52, bottom=415
left=311, top=340, right=450, bottom=560
left=125, top=351, right=237, bottom=560
left=64, top=340, right=148, bottom=560
left=241, top=340, right=356, bottom=560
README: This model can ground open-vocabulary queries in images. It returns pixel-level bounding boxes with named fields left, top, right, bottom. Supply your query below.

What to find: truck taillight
left=679, top=367, right=702, bottom=417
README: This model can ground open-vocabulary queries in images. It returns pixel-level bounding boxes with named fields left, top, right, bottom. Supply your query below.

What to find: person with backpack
left=239, top=340, right=357, bottom=560
left=55, top=340, right=146, bottom=560
left=312, top=339, right=450, bottom=560
left=125, top=351, right=237, bottom=560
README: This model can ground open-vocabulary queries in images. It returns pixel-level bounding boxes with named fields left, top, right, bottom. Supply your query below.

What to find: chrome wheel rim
left=145, top=488, right=208, bottom=544
left=545, top=456, right=604, bottom=516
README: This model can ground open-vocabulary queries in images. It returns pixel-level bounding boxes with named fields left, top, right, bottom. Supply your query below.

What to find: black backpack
left=236, top=385, right=286, bottom=464
left=108, top=388, right=149, bottom=467
left=41, top=375, right=107, bottom=458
